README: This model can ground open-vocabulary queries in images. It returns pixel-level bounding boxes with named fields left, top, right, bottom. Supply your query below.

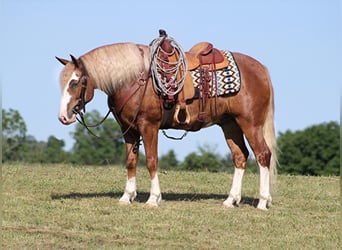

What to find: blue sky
left=1, top=0, right=340, bottom=160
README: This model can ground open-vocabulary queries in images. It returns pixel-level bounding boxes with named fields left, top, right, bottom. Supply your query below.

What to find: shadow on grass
left=51, top=191, right=258, bottom=207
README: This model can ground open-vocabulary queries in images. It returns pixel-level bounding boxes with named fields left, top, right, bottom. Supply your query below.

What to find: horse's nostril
left=59, top=113, right=76, bottom=125
left=59, top=115, right=68, bottom=124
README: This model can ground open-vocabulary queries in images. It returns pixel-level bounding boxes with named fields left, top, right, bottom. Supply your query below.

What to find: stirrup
left=173, top=104, right=190, bottom=125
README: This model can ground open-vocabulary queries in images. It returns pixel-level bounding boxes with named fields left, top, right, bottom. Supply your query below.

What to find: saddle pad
left=190, top=50, right=241, bottom=97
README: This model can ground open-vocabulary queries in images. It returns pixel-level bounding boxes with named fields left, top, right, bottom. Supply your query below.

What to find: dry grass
left=2, top=164, right=340, bottom=249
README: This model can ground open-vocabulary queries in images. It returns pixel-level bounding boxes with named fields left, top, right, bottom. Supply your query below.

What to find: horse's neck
left=81, top=43, right=149, bottom=95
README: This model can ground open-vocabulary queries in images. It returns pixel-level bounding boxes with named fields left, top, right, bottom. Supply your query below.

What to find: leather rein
left=72, top=46, right=148, bottom=139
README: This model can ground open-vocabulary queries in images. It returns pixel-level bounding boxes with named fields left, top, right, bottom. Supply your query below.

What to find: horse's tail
left=263, top=69, right=278, bottom=194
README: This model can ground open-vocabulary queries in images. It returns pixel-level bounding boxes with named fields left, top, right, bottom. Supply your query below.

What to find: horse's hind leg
left=220, top=120, right=249, bottom=208
left=237, top=121, right=272, bottom=210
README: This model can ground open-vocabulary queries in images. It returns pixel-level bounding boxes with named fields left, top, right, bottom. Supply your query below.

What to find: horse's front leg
left=119, top=135, right=140, bottom=204
left=141, top=126, right=161, bottom=207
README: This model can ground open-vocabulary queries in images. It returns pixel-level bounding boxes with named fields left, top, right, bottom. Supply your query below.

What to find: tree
left=277, top=121, right=340, bottom=175
left=71, top=110, right=125, bottom=165
left=42, top=136, right=71, bottom=163
left=18, top=135, right=46, bottom=163
left=2, top=108, right=27, bottom=162
left=180, top=144, right=224, bottom=172
left=159, top=149, right=179, bottom=170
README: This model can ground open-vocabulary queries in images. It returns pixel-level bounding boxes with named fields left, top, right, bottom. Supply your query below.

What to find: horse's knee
left=126, top=154, right=138, bottom=170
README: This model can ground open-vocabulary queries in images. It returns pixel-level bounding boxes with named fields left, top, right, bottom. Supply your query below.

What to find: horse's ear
left=55, top=56, right=69, bottom=65
left=70, top=54, right=79, bottom=68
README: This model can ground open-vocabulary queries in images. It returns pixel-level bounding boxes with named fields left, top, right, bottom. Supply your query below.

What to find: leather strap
left=113, top=46, right=147, bottom=114
left=114, top=80, right=144, bottom=114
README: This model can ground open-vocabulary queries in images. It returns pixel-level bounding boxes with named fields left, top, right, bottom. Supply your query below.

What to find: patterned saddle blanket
left=190, top=50, right=241, bottom=97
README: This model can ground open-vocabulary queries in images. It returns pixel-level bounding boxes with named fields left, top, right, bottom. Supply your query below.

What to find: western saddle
left=186, top=42, right=228, bottom=70
left=154, top=30, right=228, bottom=129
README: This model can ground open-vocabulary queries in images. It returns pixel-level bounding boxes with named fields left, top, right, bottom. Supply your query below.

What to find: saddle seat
left=186, top=42, right=229, bottom=70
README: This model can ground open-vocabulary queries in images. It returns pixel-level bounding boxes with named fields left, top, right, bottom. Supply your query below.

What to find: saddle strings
left=149, top=36, right=188, bottom=96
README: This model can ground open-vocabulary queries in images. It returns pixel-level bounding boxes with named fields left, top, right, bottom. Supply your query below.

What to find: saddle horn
left=159, top=29, right=167, bottom=37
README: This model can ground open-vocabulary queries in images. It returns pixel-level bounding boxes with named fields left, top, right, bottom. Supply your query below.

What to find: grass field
left=2, top=164, right=340, bottom=249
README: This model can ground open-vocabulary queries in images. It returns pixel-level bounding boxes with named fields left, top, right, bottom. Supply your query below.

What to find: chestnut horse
left=56, top=42, right=277, bottom=210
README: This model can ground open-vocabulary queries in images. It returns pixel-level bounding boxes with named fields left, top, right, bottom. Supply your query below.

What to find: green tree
left=159, top=149, right=179, bottom=170
left=2, top=108, right=27, bottom=162
left=19, top=135, right=46, bottom=163
left=42, top=136, right=71, bottom=163
left=71, top=110, right=125, bottom=165
left=278, top=121, right=340, bottom=175
left=180, top=144, right=223, bottom=172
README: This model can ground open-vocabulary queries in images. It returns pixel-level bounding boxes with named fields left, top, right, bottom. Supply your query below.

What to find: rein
left=75, top=110, right=111, bottom=139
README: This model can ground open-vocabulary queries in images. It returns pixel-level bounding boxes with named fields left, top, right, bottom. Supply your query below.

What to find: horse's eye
left=69, top=80, right=79, bottom=89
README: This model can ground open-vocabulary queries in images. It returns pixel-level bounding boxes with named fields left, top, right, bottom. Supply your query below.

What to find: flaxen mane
left=83, top=43, right=149, bottom=94
left=61, top=43, right=149, bottom=95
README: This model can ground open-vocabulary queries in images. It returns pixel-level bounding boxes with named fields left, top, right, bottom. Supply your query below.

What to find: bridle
left=68, top=57, right=110, bottom=138
left=72, top=57, right=90, bottom=115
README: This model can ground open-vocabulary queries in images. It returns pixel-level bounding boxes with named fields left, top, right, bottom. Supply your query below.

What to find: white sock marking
left=119, top=176, right=137, bottom=204
left=146, top=174, right=161, bottom=206
left=257, top=163, right=271, bottom=210
left=224, top=168, right=245, bottom=207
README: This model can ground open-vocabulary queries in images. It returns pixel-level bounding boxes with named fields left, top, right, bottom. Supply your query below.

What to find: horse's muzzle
left=59, top=113, right=76, bottom=125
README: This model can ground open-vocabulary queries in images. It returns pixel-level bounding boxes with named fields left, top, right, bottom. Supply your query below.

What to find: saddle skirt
left=189, top=50, right=241, bottom=98
left=181, top=50, right=241, bottom=101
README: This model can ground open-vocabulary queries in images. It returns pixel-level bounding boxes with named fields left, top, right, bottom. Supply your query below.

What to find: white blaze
left=59, top=72, right=79, bottom=123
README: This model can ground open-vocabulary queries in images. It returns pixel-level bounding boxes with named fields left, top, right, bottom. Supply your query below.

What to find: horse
left=56, top=39, right=277, bottom=210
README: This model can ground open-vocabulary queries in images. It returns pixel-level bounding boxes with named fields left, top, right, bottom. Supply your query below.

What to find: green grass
left=2, top=164, right=340, bottom=249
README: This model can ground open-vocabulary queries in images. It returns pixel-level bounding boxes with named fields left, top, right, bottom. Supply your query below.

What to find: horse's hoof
left=119, top=191, right=137, bottom=205
left=223, top=196, right=240, bottom=208
left=145, top=194, right=161, bottom=207
left=144, top=202, right=159, bottom=208
left=223, top=200, right=235, bottom=208
left=256, top=199, right=269, bottom=210
left=119, top=200, right=131, bottom=205
left=256, top=205, right=269, bottom=211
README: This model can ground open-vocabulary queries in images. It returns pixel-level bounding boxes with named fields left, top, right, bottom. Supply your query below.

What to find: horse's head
left=56, top=55, right=94, bottom=125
